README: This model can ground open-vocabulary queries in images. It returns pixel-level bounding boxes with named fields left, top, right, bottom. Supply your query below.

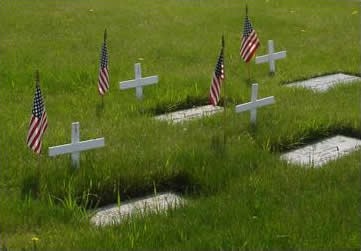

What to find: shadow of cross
left=255, top=40, right=286, bottom=73
left=119, top=63, right=158, bottom=100
left=48, top=122, right=105, bottom=168
left=235, top=83, right=275, bottom=125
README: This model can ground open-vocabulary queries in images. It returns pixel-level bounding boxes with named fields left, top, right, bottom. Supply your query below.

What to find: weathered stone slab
left=285, top=73, right=360, bottom=92
left=280, top=135, right=361, bottom=167
left=90, top=192, right=185, bottom=226
left=154, top=105, right=223, bottom=123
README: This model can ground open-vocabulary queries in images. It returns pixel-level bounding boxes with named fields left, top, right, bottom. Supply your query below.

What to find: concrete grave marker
left=280, top=135, right=361, bottom=167
left=48, top=122, right=105, bottom=168
left=119, top=63, right=158, bottom=100
left=154, top=105, right=224, bottom=123
left=235, top=83, right=275, bottom=125
left=91, top=192, right=185, bottom=226
left=285, top=73, right=361, bottom=92
left=255, top=40, right=286, bottom=74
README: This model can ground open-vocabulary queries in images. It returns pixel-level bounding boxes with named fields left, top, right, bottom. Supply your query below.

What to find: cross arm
left=235, top=96, right=275, bottom=113
left=119, top=76, right=158, bottom=90
left=48, top=138, right=105, bottom=157
left=255, top=51, right=287, bottom=64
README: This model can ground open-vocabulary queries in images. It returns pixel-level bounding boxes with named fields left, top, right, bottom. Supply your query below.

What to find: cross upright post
left=268, top=40, right=275, bottom=73
left=250, top=84, right=258, bottom=123
left=71, top=122, right=80, bottom=167
left=135, top=63, right=143, bottom=99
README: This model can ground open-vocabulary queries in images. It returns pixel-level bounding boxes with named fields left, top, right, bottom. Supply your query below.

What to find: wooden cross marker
left=119, top=63, right=158, bottom=100
left=235, top=83, right=275, bottom=125
left=48, top=122, right=105, bottom=168
left=255, top=40, right=286, bottom=74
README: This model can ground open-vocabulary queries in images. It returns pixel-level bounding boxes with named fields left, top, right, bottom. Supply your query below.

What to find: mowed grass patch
left=0, top=0, right=360, bottom=249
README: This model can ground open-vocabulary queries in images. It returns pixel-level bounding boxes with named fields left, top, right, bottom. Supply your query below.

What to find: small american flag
left=98, top=29, right=109, bottom=95
left=209, top=36, right=225, bottom=106
left=240, top=5, right=260, bottom=63
left=27, top=71, right=48, bottom=154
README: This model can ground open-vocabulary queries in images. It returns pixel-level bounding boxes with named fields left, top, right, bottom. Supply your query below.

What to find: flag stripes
left=240, top=30, right=259, bottom=62
left=209, top=40, right=225, bottom=106
left=98, top=31, right=109, bottom=95
left=240, top=7, right=260, bottom=63
left=27, top=78, right=48, bottom=154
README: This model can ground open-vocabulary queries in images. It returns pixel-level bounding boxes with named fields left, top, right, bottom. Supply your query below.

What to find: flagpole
left=35, top=70, right=42, bottom=165
left=102, top=29, right=107, bottom=109
left=222, top=35, right=227, bottom=146
left=35, top=69, right=41, bottom=161
left=247, top=62, right=251, bottom=83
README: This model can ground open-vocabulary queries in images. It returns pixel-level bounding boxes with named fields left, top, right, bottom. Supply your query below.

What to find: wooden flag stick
left=247, top=63, right=251, bottom=83
left=101, top=28, right=107, bottom=108
left=223, top=81, right=227, bottom=146
left=35, top=70, right=40, bottom=159
left=35, top=70, right=40, bottom=84
left=222, top=35, right=227, bottom=146
left=35, top=70, right=43, bottom=161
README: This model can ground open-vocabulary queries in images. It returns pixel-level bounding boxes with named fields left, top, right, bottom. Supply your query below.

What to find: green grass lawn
left=0, top=0, right=360, bottom=249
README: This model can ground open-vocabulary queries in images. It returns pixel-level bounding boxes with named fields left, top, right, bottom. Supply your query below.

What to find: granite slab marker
left=285, top=73, right=361, bottom=92
left=280, top=135, right=361, bottom=167
left=255, top=40, right=286, bottom=74
left=235, top=83, right=275, bottom=125
left=91, top=192, right=185, bottom=226
left=48, top=122, right=105, bottom=168
left=154, top=105, right=224, bottom=123
left=119, top=63, right=158, bottom=100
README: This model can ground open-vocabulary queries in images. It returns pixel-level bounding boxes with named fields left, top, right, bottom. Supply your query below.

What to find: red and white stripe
left=209, top=69, right=224, bottom=106
left=240, top=30, right=260, bottom=63
left=26, top=109, right=48, bottom=154
left=98, top=67, right=109, bottom=95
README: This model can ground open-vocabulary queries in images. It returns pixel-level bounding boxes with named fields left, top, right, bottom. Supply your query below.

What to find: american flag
left=27, top=72, right=48, bottom=154
left=98, top=29, right=109, bottom=95
left=240, top=5, right=260, bottom=63
left=209, top=36, right=225, bottom=106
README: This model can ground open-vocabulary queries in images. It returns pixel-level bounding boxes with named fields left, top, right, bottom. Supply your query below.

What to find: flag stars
left=32, top=85, right=45, bottom=118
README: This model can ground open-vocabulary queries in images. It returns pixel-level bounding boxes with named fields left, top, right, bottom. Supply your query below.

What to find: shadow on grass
left=94, top=171, right=202, bottom=208
left=271, top=126, right=361, bottom=153
left=145, top=95, right=240, bottom=116
left=279, top=71, right=361, bottom=86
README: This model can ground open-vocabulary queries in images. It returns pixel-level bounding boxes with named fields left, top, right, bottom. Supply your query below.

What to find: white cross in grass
left=255, top=40, right=286, bottom=74
left=119, top=63, right=158, bottom=100
left=235, top=83, right=275, bottom=125
left=48, top=122, right=105, bottom=168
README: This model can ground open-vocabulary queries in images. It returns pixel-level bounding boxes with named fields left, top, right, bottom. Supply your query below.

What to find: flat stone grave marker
left=48, top=122, right=105, bottom=168
left=119, top=63, right=158, bottom=100
left=280, top=135, right=361, bottom=167
left=285, top=73, right=361, bottom=92
left=235, top=83, right=275, bottom=125
left=255, top=40, right=287, bottom=74
left=91, top=192, right=185, bottom=226
left=155, top=105, right=224, bottom=123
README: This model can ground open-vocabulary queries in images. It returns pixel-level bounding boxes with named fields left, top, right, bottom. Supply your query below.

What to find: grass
left=0, top=0, right=360, bottom=249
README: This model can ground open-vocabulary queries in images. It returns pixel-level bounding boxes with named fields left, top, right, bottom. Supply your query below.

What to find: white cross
left=119, top=63, right=158, bottom=100
left=255, top=40, right=286, bottom=73
left=48, top=122, right=105, bottom=168
left=235, top=83, right=275, bottom=125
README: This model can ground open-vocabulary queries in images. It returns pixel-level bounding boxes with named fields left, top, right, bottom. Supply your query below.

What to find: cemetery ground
left=0, top=0, right=360, bottom=249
